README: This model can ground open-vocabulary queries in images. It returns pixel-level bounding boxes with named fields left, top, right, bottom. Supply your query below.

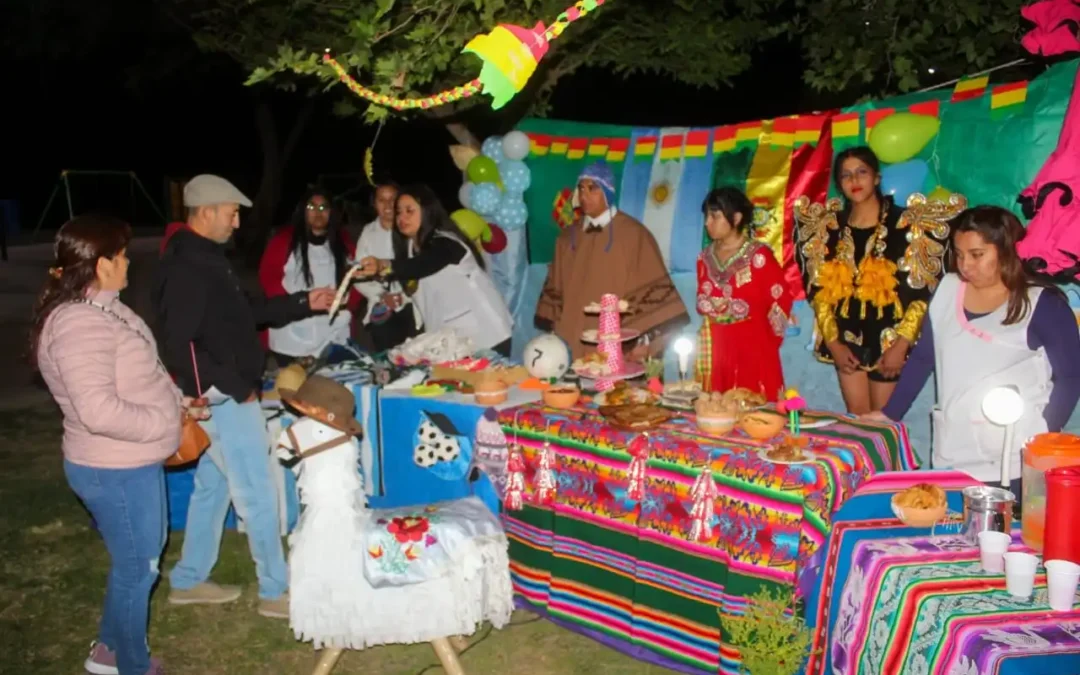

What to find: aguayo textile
left=831, top=531, right=1080, bottom=675
left=498, top=403, right=913, bottom=674
left=804, top=471, right=984, bottom=675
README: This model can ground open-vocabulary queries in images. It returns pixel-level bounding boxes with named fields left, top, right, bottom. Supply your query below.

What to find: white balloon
left=502, top=130, right=530, bottom=161
left=458, top=182, right=474, bottom=207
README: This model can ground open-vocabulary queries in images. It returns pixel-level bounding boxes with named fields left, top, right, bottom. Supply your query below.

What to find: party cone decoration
left=463, top=22, right=550, bottom=109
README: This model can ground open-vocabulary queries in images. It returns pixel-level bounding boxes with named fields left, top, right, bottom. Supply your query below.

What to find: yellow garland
left=815, top=259, right=855, bottom=317
left=854, top=256, right=902, bottom=319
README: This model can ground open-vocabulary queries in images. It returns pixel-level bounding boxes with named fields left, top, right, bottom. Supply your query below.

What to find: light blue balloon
left=495, top=194, right=528, bottom=230
left=469, top=183, right=501, bottom=218
left=500, top=160, right=531, bottom=194
left=880, top=159, right=929, bottom=207
left=481, top=136, right=505, bottom=163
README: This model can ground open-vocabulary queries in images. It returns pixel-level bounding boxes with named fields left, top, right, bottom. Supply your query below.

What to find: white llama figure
left=276, top=376, right=513, bottom=675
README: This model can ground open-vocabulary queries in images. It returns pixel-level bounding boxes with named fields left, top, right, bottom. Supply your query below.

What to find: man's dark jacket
left=153, top=228, right=311, bottom=400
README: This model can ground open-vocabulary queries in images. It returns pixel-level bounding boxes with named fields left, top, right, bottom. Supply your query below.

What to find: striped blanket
left=806, top=471, right=1080, bottom=675
left=500, top=403, right=912, bottom=674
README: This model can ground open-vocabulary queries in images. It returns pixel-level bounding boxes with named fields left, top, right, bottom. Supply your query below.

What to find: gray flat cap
left=183, top=174, right=253, bottom=207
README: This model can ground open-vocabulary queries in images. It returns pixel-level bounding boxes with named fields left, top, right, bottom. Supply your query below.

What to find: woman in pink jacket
left=32, top=215, right=200, bottom=675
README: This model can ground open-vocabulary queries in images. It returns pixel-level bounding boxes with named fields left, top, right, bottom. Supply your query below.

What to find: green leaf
left=374, top=0, right=396, bottom=22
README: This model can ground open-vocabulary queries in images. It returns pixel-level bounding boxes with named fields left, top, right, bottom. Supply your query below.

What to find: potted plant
left=722, top=587, right=814, bottom=675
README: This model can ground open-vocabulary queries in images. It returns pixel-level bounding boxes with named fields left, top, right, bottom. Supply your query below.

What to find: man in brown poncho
left=535, top=161, right=689, bottom=361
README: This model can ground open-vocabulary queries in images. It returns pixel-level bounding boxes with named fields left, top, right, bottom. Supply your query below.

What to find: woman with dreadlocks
left=259, top=186, right=362, bottom=363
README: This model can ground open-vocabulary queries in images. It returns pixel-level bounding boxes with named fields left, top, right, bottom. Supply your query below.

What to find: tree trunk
left=243, top=99, right=315, bottom=267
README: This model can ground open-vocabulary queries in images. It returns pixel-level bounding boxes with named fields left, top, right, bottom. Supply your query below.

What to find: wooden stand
left=309, top=634, right=471, bottom=675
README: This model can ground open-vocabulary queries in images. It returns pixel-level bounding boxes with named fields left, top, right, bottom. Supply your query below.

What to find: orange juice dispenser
left=1021, top=433, right=1080, bottom=550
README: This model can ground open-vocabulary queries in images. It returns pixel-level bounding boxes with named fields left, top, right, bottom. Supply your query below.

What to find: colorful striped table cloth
left=499, top=403, right=914, bottom=674
left=804, top=470, right=983, bottom=675
left=829, top=529, right=1080, bottom=675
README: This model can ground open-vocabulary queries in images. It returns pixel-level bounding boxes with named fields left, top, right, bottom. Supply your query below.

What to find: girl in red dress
left=695, top=187, right=793, bottom=401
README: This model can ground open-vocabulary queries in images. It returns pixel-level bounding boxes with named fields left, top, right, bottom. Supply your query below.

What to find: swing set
left=32, top=170, right=166, bottom=240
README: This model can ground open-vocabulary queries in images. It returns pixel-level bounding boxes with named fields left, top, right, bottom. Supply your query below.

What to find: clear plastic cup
left=1045, top=559, right=1080, bottom=611
left=978, top=531, right=1011, bottom=573
left=1004, top=551, right=1039, bottom=598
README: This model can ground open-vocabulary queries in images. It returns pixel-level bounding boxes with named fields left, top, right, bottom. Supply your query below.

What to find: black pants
left=369, top=309, right=420, bottom=353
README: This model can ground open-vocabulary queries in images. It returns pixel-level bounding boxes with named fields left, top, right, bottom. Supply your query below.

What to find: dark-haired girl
left=258, top=186, right=360, bottom=362
left=359, top=184, right=513, bottom=356
left=695, top=187, right=793, bottom=400
left=33, top=215, right=199, bottom=675
left=795, top=146, right=962, bottom=414
left=863, top=206, right=1080, bottom=487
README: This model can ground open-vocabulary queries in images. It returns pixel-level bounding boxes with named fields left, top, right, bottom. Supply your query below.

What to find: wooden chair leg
left=449, top=635, right=470, bottom=652
left=431, top=637, right=466, bottom=675
left=311, top=648, right=345, bottom=675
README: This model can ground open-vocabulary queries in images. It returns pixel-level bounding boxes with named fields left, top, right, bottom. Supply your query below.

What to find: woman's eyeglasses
left=306, top=203, right=330, bottom=212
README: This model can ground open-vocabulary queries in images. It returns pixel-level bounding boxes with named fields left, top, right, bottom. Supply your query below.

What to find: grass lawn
left=0, top=403, right=664, bottom=674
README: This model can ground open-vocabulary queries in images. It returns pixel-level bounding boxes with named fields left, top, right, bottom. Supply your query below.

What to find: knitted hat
left=472, top=408, right=509, bottom=487
left=578, top=161, right=617, bottom=208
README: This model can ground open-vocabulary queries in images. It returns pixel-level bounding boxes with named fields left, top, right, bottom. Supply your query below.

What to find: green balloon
left=868, top=112, right=940, bottom=164
left=450, top=209, right=488, bottom=241
left=467, top=156, right=501, bottom=185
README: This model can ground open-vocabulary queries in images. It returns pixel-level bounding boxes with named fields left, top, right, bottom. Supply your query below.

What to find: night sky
left=2, top=1, right=814, bottom=237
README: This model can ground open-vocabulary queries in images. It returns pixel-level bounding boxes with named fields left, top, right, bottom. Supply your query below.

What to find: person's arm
left=881, top=315, right=936, bottom=421
left=353, top=228, right=388, bottom=312
left=1029, top=291, right=1080, bottom=431
left=158, top=267, right=250, bottom=398
left=755, top=248, right=795, bottom=338
left=383, top=235, right=467, bottom=282
left=48, top=309, right=176, bottom=443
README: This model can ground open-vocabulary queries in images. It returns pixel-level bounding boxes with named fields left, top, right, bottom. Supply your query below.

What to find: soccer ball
left=523, top=333, right=570, bottom=380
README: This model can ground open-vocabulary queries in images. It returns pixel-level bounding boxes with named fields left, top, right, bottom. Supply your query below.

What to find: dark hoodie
left=153, top=227, right=313, bottom=400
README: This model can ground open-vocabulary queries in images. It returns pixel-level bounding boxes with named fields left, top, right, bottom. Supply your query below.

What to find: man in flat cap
left=153, top=175, right=333, bottom=618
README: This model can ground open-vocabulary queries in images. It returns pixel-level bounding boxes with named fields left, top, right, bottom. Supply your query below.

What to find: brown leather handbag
left=166, top=343, right=211, bottom=467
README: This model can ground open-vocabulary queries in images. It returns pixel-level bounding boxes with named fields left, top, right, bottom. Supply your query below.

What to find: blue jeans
left=65, top=460, right=166, bottom=675
left=169, top=398, right=287, bottom=599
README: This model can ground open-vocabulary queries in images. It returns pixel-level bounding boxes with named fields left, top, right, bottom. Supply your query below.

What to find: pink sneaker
left=84, top=642, right=118, bottom=675
left=84, top=642, right=163, bottom=675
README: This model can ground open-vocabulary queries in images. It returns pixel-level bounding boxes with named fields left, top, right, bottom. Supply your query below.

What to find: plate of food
left=572, top=352, right=646, bottom=380
left=594, top=382, right=657, bottom=407
left=581, top=328, right=642, bottom=343
left=891, top=483, right=947, bottom=527
left=758, top=435, right=813, bottom=464
left=584, top=299, right=631, bottom=314
left=721, top=387, right=768, bottom=413
left=599, top=403, right=673, bottom=431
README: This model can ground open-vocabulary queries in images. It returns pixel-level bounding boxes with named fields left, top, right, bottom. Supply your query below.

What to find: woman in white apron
left=359, top=184, right=513, bottom=355
left=864, top=206, right=1080, bottom=497
left=258, top=187, right=355, bottom=363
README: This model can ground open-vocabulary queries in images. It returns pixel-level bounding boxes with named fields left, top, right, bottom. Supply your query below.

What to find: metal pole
left=130, top=171, right=136, bottom=224
left=63, top=171, right=74, bottom=221
left=132, top=175, right=167, bottom=223
left=31, top=179, right=63, bottom=241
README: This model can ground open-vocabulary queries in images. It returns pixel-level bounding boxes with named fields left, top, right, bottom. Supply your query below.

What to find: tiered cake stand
left=573, top=293, right=645, bottom=392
